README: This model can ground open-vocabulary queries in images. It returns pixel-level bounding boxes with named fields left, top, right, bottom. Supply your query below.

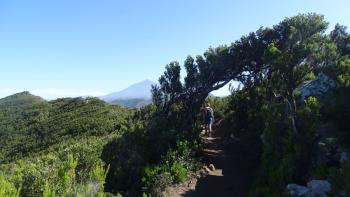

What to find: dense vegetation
left=110, top=98, right=152, bottom=108
left=0, top=91, right=131, bottom=163
left=142, top=13, right=350, bottom=196
left=0, top=92, right=131, bottom=196
left=1, top=13, right=350, bottom=197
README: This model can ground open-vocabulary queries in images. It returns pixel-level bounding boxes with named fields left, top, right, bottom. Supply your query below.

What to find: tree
left=263, top=13, right=328, bottom=134
left=151, top=62, right=183, bottom=113
left=330, top=24, right=350, bottom=56
left=262, top=13, right=330, bottom=182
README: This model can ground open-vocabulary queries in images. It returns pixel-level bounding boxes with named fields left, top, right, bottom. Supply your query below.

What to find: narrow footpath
left=169, top=126, right=261, bottom=197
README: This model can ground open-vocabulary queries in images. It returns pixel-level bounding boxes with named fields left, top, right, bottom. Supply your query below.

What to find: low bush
left=141, top=140, right=195, bottom=196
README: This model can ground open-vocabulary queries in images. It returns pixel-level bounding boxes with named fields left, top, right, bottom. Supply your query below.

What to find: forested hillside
left=109, top=98, right=152, bottom=108
left=0, top=92, right=133, bottom=196
left=0, top=91, right=131, bottom=163
left=1, top=13, right=350, bottom=197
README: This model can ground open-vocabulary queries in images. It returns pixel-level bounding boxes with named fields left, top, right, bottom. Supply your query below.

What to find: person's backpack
left=206, top=108, right=213, bottom=119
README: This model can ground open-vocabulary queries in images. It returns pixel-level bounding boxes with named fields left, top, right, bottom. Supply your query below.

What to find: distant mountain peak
left=3, top=91, right=43, bottom=100
left=125, top=80, right=156, bottom=89
left=14, top=91, right=31, bottom=96
left=141, top=79, right=154, bottom=83
left=100, top=80, right=157, bottom=103
left=0, top=91, right=46, bottom=105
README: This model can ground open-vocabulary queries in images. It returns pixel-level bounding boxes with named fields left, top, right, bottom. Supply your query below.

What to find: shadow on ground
left=181, top=128, right=261, bottom=197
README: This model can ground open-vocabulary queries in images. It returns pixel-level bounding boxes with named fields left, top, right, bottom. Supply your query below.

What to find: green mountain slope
left=0, top=92, right=132, bottom=163
left=110, top=98, right=152, bottom=108
left=0, top=91, right=50, bottom=133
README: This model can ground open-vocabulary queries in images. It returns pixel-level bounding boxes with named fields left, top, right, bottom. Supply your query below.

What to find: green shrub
left=329, top=161, right=350, bottom=196
left=149, top=173, right=172, bottom=197
left=169, top=161, right=187, bottom=183
left=141, top=140, right=193, bottom=196
left=297, top=96, right=321, bottom=137
left=43, top=181, right=56, bottom=197
left=249, top=102, right=294, bottom=197
left=0, top=175, right=21, bottom=197
left=58, top=154, right=78, bottom=195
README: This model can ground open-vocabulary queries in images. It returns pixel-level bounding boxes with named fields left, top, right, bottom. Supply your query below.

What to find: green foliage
left=297, top=97, right=321, bottom=137
left=321, top=87, right=350, bottom=143
left=43, top=181, right=56, bottom=197
left=141, top=140, right=194, bottom=196
left=57, top=154, right=78, bottom=195
left=110, top=98, right=152, bottom=108
left=90, top=162, right=109, bottom=191
left=264, top=43, right=283, bottom=64
left=329, top=161, right=350, bottom=196
left=332, top=57, right=350, bottom=87
left=250, top=97, right=321, bottom=196
left=0, top=94, right=131, bottom=163
left=1, top=152, right=110, bottom=197
left=311, top=164, right=337, bottom=180
left=330, top=24, right=350, bottom=56
left=225, top=87, right=266, bottom=138
left=0, top=175, right=21, bottom=197
left=0, top=93, right=131, bottom=197
left=249, top=103, right=295, bottom=197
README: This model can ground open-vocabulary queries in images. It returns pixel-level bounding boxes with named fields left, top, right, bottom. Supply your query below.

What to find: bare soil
left=166, top=126, right=261, bottom=197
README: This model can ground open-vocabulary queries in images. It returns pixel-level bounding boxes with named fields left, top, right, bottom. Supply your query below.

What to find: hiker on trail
left=204, top=103, right=214, bottom=137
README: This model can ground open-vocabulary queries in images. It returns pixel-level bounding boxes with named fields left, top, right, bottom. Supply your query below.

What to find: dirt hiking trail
left=168, top=126, right=260, bottom=197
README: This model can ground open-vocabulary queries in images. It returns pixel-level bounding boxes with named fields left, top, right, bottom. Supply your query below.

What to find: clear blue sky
left=1, top=0, right=349, bottom=99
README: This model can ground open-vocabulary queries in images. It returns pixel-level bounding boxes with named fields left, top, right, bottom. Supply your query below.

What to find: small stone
left=203, top=166, right=211, bottom=173
left=286, top=184, right=311, bottom=197
left=318, top=142, right=326, bottom=147
left=209, top=164, right=216, bottom=171
left=307, top=180, right=331, bottom=195
left=187, top=180, right=192, bottom=187
left=340, top=152, right=349, bottom=163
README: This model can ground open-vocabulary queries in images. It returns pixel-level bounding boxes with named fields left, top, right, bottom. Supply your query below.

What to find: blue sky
left=1, top=0, right=350, bottom=99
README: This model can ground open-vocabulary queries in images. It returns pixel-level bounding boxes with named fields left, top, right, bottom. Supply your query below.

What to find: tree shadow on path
left=182, top=127, right=261, bottom=197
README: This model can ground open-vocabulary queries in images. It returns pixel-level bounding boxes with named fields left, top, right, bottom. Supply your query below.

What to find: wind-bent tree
left=152, top=14, right=330, bottom=139
left=151, top=45, right=245, bottom=135
left=150, top=15, right=334, bottom=184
